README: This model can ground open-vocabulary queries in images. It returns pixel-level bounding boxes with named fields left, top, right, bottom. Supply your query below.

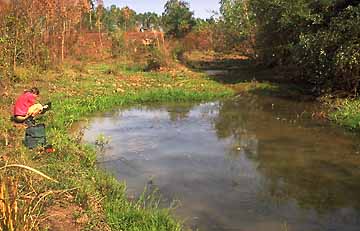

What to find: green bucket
left=24, top=124, right=46, bottom=149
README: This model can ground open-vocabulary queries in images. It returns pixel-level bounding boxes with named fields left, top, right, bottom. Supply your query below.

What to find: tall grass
left=0, top=165, right=57, bottom=231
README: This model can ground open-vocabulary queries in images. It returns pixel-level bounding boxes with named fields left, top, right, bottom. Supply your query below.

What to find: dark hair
left=26, top=87, right=40, bottom=95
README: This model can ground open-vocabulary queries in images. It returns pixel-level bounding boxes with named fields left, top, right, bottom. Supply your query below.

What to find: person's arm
left=27, top=93, right=36, bottom=106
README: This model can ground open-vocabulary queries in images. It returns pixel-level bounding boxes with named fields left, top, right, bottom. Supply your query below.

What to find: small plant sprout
left=95, top=134, right=111, bottom=149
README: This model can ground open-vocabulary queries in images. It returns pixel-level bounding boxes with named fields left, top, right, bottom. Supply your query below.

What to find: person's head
left=26, top=87, right=40, bottom=96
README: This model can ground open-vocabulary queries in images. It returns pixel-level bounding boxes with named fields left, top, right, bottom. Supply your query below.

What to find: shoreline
left=184, top=51, right=360, bottom=132
left=0, top=61, right=232, bottom=230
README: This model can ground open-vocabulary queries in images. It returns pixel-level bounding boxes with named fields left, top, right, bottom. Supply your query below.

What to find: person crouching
left=13, top=87, right=44, bottom=126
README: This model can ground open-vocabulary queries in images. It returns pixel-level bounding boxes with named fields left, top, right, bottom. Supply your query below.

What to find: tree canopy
left=218, top=0, right=360, bottom=94
left=162, top=0, right=196, bottom=38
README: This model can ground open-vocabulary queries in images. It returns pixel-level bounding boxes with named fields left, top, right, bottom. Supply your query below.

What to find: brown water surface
left=83, top=94, right=360, bottom=231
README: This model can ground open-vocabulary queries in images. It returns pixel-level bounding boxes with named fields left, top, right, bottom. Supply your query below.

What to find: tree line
left=0, top=0, right=92, bottom=76
left=0, top=0, right=200, bottom=79
left=2, top=0, right=358, bottom=95
left=218, top=0, right=360, bottom=95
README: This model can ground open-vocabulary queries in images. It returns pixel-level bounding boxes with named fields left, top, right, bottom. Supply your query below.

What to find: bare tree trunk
left=31, top=17, right=37, bottom=64
left=13, top=46, right=17, bottom=70
left=89, top=13, right=92, bottom=30
left=98, top=21, right=103, bottom=51
left=4, top=131, right=9, bottom=146
left=79, top=14, right=82, bottom=32
left=13, top=28, right=18, bottom=70
left=61, top=20, right=66, bottom=62
left=154, top=31, right=160, bottom=48
left=242, top=0, right=257, bottom=60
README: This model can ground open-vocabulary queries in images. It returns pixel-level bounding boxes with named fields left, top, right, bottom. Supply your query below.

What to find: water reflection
left=83, top=95, right=360, bottom=231
left=216, top=96, right=360, bottom=214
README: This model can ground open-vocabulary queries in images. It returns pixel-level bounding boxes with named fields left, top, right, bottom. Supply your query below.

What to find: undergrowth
left=329, top=99, right=360, bottom=130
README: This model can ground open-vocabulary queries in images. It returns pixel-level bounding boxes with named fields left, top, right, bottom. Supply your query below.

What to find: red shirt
left=13, top=92, right=37, bottom=116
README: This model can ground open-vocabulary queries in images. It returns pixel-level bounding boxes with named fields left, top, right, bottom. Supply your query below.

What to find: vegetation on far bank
left=216, top=0, right=360, bottom=129
left=326, top=98, right=360, bottom=130
left=185, top=50, right=360, bottom=130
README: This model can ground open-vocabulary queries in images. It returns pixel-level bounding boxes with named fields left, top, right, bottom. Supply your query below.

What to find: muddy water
left=83, top=94, right=360, bottom=231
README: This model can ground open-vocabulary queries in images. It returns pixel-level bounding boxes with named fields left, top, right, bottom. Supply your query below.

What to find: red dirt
left=41, top=204, right=87, bottom=231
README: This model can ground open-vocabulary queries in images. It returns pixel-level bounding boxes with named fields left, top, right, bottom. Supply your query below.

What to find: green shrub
left=329, top=99, right=360, bottom=130
left=296, top=5, right=360, bottom=94
left=219, top=0, right=360, bottom=94
left=144, top=47, right=169, bottom=72
left=110, top=29, right=126, bottom=58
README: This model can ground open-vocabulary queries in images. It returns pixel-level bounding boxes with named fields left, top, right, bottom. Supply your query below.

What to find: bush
left=110, top=29, right=126, bottom=58
left=296, top=5, right=360, bottom=93
left=144, top=46, right=169, bottom=71
left=182, top=29, right=213, bottom=52
left=219, top=0, right=360, bottom=94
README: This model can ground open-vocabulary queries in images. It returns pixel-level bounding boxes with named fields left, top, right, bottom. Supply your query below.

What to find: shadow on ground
left=183, top=56, right=314, bottom=101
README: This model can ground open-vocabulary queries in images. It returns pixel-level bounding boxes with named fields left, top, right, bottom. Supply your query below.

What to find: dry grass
left=0, top=165, right=58, bottom=230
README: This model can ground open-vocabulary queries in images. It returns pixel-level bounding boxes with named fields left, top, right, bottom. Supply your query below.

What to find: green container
left=24, top=124, right=46, bottom=149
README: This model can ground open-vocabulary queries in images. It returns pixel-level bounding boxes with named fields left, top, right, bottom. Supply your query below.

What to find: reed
left=0, top=165, right=58, bottom=231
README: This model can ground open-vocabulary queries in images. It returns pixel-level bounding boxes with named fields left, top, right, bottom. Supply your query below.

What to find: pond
left=83, top=94, right=360, bottom=231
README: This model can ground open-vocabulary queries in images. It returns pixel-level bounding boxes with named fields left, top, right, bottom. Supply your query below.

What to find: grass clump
left=328, top=99, right=360, bottom=130
left=97, top=173, right=182, bottom=231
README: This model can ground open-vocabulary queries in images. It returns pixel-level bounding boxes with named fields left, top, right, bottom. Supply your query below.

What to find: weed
left=95, top=134, right=111, bottom=153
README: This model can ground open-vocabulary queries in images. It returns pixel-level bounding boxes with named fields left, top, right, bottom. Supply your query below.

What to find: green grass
left=329, top=99, right=360, bottom=130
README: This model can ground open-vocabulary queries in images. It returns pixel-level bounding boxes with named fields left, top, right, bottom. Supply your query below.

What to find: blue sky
left=103, top=0, right=220, bottom=19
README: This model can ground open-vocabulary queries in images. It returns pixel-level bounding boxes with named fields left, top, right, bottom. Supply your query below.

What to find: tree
left=121, top=6, right=137, bottom=31
left=218, top=0, right=360, bottom=94
left=218, top=0, right=257, bottom=56
left=162, top=0, right=195, bottom=38
left=102, top=5, right=122, bottom=31
left=95, top=0, right=104, bottom=50
left=137, top=12, right=161, bottom=30
left=0, top=0, right=90, bottom=73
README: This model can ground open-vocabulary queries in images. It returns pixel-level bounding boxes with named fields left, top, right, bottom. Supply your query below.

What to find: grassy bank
left=0, top=61, right=232, bottom=230
left=327, top=99, right=360, bottom=130
left=184, top=51, right=311, bottom=98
